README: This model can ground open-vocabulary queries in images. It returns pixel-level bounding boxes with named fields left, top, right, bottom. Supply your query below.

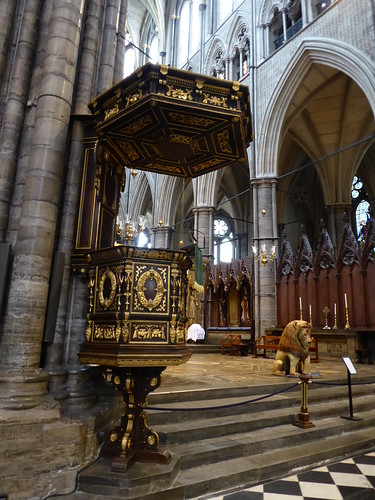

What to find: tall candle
left=334, top=303, right=336, bottom=315
left=344, top=293, right=347, bottom=309
left=299, top=297, right=302, bottom=310
left=309, top=304, right=311, bottom=317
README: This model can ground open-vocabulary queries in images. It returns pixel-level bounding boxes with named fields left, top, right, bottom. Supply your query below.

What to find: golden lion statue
left=272, top=320, right=313, bottom=376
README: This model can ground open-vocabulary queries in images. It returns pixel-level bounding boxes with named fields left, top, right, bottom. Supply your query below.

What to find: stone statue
left=272, top=320, right=313, bottom=376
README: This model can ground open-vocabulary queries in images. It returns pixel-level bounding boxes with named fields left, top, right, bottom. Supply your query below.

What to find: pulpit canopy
left=88, top=63, right=252, bottom=178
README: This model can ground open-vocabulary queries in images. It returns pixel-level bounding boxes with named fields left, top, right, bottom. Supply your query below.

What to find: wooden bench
left=221, top=334, right=249, bottom=356
left=253, top=335, right=280, bottom=358
left=309, top=338, right=319, bottom=363
left=254, top=334, right=319, bottom=362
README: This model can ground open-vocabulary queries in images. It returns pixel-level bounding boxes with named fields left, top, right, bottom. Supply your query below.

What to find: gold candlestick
left=300, top=309, right=303, bottom=321
left=323, top=306, right=331, bottom=329
left=332, top=303, right=337, bottom=329
left=333, top=313, right=338, bottom=329
left=345, top=307, right=350, bottom=329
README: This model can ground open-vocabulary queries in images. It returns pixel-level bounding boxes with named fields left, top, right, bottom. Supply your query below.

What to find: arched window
left=177, top=0, right=200, bottom=68
left=351, top=175, right=370, bottom=244
left=214, top=216, right=234, bottom=264
left=149, top=31, right=159, bottom=62
left=123, top=32, right=136, bottom=78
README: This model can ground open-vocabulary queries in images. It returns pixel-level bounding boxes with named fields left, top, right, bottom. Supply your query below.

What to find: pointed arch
left=257, top=38, right=375, bottom=178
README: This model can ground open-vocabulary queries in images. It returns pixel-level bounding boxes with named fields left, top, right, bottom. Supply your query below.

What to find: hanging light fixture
left=118, top=169, right=147, bottom=245
left=252, top=244, right=276, bottom=267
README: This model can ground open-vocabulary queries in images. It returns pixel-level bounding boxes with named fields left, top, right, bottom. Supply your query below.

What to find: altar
left=311, top=329, right=374, bottom=363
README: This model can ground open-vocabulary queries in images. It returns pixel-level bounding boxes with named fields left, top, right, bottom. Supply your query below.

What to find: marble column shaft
left=0, top=0, right=17, bottom=91
left=97, top=0, right=121, bottom=94
left=0, top=0, right=85, bottom=405
left=0, top=0, right=43, bottom=241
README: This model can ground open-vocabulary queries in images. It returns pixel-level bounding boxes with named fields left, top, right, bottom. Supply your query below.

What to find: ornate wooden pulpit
left=73, top=63, right=252, bottom=471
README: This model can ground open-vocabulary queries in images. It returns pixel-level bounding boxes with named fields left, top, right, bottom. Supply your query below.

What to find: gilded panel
left=130, top=321, right=169, bottom=344
left=131, top=263, right=170, bottom=315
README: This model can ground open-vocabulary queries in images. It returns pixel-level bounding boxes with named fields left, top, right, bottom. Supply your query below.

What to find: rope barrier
left=148, top=382, right=299, bottom=412
left=147, top=378, right=375, bottom=412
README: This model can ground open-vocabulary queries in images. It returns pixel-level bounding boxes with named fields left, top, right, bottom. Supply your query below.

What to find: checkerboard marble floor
left=209, top=451, right=375, bottom=499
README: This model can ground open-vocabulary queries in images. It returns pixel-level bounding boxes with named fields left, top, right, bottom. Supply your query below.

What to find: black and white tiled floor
left=210, top=451, right=375, bottom=499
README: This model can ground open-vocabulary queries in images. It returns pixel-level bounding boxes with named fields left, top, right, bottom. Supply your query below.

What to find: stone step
left=55, top=378, right=375, bottom=500
left=167, top=407, right=375, bottom=470
left=175, top=425, right=375, bottom=500
left=151, top=372, right=375, bottom=404
left=147, top=381, right=373, bottom=425
left=154, top=393, right=374, bottom=444
left=73, top=417, right=375, bottom=499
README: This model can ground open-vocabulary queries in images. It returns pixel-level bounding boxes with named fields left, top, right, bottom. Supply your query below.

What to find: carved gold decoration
left=136, top=267, right=166, bottom=311
left=116, top=321, right=121, bottom=342
left=203, top=94, right=227, bottom=107
left=147, top=435, right=156, bottom=446
left=104, top=103, right=119, bottom=120
left=98, top=267, right=117, bottom=309
left=168, top=112, right=215, bottom=128
left=94, top=324, right=116, bottom=340
left=85, top=319, right=92, bottom=341
left=217, top=129, right=232, bottom=154
left=150, top=377, right=158, bottom=387
left=166, top=85, right=193, bottom=101
left=118, top=141, right=139, bottom=161
left=144, top=162, right=183, bottom=175
left=169, top=134, right=192, bottom=144
left=192, top=157, right=222, bottom=173
left=110, top=433, right=118, bottom=442
left=132, top=324, right=167, bottom=341
left=122, top=315, right=130, bottom=342
left=118, top=114, right=153, bottom=135
left=125, top=89, right=142, bottom=107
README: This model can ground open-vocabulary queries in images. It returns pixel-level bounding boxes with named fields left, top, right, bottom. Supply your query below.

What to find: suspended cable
left=277, top=133, right=375, bottom=180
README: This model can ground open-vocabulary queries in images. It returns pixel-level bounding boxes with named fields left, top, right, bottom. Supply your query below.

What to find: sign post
left=341, top=356, right=362, bottom=421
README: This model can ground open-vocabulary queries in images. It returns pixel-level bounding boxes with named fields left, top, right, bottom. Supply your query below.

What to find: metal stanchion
left=292, top=374, right=315, bottom=428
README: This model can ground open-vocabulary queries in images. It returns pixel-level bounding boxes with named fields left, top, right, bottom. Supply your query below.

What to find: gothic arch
left=192, top=170, right=222, bottom=207
left=204, top=35, right=227, bottom=75
left=258, top=0, right=288, bottom=25
left=257, top=38, right=375, bottom=178
left=227, top=14, right=249, bottom=54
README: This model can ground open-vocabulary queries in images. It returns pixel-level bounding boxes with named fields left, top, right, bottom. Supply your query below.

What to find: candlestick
left=309, top=304, right=312, bottom=326
left=333, top=303, right=338, bottom=329
left=345, top=305, right=350, bottom=330
left=299, top=297, right=302, bottom=320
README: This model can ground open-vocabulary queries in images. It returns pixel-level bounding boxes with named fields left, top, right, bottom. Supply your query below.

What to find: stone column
left=45, top=0, right=105, bottom=403
left=239, top=49, right=244, bottom=79
left=199, top=2, right=206, bottom=73
left=152, top=224, right=171, bottom=248
left=301, top=0, right=312, bottom=24
left=170, top=14, right=177, bottom=67
left=193, top=206, right=213, bottom=257
left=281, top=9, right=288, bottom=42
left=252, top=179, right=277, bottom=338
left=265, top=24, right=270, bottom=57
left=0, top=0, right=43, bottom=242
left=0, top=0, right=85, bottom=410
left=0, top=0, right=17, bottom=91
left=96, top=0, right=120, bottom=93
left=113, top=0, right=128, bottom=84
